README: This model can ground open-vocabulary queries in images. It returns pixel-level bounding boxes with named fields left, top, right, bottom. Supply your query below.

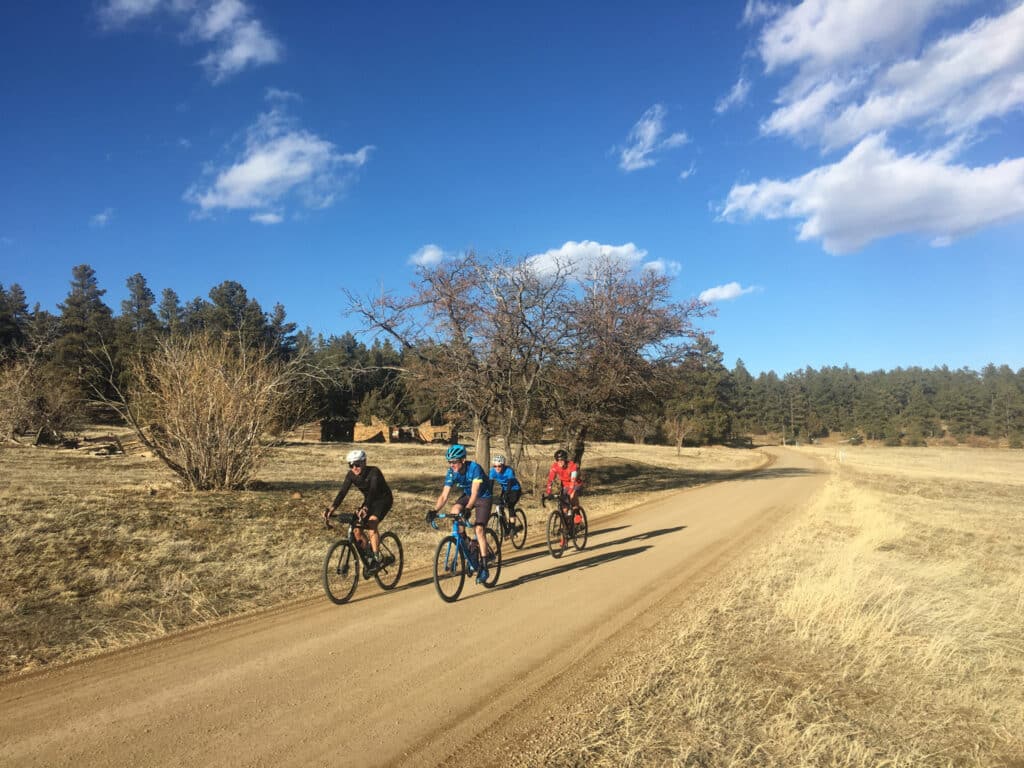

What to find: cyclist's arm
left=328, top=475, right=354, bottom=514
left=465, top=477, right=483, bottom=510
left=433, top=483, right=452, bottom=513
left=544, top=464, right=557, bottom=495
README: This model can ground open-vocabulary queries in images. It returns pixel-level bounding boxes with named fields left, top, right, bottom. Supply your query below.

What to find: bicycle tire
left=510, top=508, right=527, bottom=550
left=546, top=510, right=567, bottom=559
left=433, top=535, right=466, bottom=603
left=322, top=540, right=359, bottom=604
left=571, top=507, right=588, bottom=550
left=482, top=528, right=502, bottom=588
left=374, top=531, right=404, bottom=590
left=487, top=508, right=505, bottom=544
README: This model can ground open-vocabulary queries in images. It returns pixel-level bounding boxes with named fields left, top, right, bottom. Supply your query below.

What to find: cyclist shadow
left=489, top=545, right=651, bottom=593
left=586, top=525, right=687, bottom=554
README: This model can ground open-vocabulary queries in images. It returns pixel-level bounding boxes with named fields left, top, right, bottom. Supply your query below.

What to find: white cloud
left=185, top=107, right=373, bottom=216
left=617, top=105, right=689, bottom=172
left=715, top=77, right=752, bottom=114
left=266, top=87, right=302, bottom=103
left=528, top=240, right=648, bottom=277
left=98, top=0, right=163, bottom=28
left=409, top=244, right=446, bottom=266
left=743, top=0, right=783, bottom=26
left=821, top=4, right=1024, bottom=147
left=679, top=163, right=696, bottom=180
left=643, top=259, right=682, bottom=276
left=757, top=0, right=963, bottom=74
left=727, top=1, right=1024, bottom=252
left=753, top=1, right=1024, bottom=149
left=90, top=208, right=115, bottom=228
left=250, top=212, right=283, bottom=225
left=97, top=0, right=281, bottom=83
left=700, top=282, right=758, bottom=303
left=721, top=133, right=1024, bottom=253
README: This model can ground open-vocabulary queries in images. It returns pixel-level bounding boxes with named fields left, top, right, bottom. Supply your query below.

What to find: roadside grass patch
left=529, top=447, right=1024, bottom=767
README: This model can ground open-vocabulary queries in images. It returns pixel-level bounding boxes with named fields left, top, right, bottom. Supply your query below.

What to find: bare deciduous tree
left=346, top=251, right=572, bottom=466
left=549, top=256, right=709, bottom=464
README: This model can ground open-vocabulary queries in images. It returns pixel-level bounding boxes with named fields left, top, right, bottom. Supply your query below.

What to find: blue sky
left=2, top=0, right=1022, bottom=376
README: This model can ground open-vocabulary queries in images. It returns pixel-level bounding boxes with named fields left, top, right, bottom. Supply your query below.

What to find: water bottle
left=468, top=539, right=480, bottom=567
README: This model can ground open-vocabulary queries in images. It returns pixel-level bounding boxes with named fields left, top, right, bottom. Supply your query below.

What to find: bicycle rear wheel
left=374, top=531, right=404, bottom=590
left=322, top=540, right=359, bottom=604
left=510, top=508, right=527, bottom=550
left=571, top=508, right=588, bottom=550
left=546, top=511, right=567, bottom=559
left=433, top=535, right=466, bottom=602
left=482, top=528, right=502, bottom=588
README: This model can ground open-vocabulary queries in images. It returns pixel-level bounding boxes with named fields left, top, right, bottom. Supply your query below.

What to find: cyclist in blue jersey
left=428, top=444, right=494, bottom=583
left=488, top=454, right=521, bottom=537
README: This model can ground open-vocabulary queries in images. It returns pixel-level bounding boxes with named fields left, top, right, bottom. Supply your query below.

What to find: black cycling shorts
left=362, top=496, right=393, bottom=524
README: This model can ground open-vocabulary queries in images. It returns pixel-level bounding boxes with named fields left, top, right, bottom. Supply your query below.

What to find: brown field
left=523, top=445, right=1024, bottom=767
left=0, top=436, right=759, bottom=679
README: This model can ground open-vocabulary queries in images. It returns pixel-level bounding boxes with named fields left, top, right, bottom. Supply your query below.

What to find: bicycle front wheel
left=322, top=540, right=359, bottom=604
left=374, top=531, right=404, bottom=590
left=546, top=511, right=567, bottom=559
left=510, top=508, right=527, bottom=550
left=433, top=535, right=466, bottom=603
left=571, top=508, right=588, bottom=550
left=487, top=508, right=505, bottom=544
left=482, top=528, right=502, bottom=588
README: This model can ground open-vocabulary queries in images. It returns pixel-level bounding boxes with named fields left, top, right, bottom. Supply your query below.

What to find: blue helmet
left=445, top=444, right=467, bottom=461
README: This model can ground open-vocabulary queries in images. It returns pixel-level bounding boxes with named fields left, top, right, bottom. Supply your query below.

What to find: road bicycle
left=487, top=490, right=528, bottom=550
left=322, top=511, right=404, bottom=604
left=542, top=493, right=588, bottom=559
left=428, top=510, right=502, bottom=602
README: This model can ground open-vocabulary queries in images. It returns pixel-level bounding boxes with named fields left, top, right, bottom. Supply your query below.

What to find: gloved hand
left=426, top=509, right=438, bottom=525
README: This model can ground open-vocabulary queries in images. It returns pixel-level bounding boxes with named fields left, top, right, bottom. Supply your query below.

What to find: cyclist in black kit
left=324, top=449, right=394, bottom=574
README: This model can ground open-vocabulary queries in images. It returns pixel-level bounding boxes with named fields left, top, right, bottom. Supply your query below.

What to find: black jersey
left=331, top=465, right=392, bottom=509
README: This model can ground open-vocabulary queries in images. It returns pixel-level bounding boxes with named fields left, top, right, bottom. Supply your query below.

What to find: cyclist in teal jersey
left=428, top=444, right=494, bottom=584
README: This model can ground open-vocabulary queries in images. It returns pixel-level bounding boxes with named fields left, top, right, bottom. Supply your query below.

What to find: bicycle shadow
left=585, top=525, right=687, bottom=554
left=486, top=545, right=650, bottom=594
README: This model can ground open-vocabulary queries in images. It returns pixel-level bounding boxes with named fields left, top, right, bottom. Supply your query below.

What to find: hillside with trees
left=2, top=261, right=1022, bottom=477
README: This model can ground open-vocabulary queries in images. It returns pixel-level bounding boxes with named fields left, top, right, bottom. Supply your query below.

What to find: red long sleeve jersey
left=545, top=461, right=581, bottom=495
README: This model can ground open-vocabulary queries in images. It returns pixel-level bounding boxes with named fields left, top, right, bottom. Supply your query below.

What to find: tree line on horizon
left=2, top=263, right=1022, bottom=465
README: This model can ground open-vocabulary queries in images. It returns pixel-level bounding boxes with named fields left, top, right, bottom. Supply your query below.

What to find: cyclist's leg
left=366, top=497, right=392, bottom=554
left=505, top=490, right=521, bottom=531
left=473, top=496, right=492, bottom=557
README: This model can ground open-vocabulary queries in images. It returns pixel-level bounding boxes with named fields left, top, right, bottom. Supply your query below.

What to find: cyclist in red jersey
left=545, top=448, right=582, bottom=515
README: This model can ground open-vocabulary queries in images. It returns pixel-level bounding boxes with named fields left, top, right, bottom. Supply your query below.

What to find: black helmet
left=554, top=449, right=568, bottom=461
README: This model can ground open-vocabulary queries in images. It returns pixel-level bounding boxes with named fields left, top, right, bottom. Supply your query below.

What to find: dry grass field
left=0, top=435, right=760, bottom=678
left=526, top=445, right=1024, bottom=767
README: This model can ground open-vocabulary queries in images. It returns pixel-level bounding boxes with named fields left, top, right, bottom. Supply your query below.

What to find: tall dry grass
left=0, top=437, right=760, bottom=678
left=526, top=446, right=1024, bottom=767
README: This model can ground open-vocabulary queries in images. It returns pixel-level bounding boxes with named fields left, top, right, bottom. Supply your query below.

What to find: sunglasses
left=349, top=462, right=365, bottom=468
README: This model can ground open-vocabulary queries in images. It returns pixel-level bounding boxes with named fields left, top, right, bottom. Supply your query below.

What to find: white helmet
left=345, top=449, right=367, bottom=465
left=492, top=454, right=506, bottom=466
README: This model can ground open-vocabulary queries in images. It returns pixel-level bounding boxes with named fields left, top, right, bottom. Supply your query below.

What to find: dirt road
left=0, top=448, right=825, bottom=767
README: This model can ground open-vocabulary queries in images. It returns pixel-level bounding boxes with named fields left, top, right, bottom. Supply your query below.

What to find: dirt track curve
left=0, top=448, right=826, bottom=768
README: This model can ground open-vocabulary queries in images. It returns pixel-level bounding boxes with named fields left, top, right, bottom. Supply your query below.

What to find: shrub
left=116, top=335, right=308, bottom=490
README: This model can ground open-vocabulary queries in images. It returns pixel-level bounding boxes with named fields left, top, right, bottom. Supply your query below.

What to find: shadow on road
left=489, top=545, right=651, bottom=593
left=732, top=466, right=822, bottom=480
left=340, top=519, right=688, bottom=606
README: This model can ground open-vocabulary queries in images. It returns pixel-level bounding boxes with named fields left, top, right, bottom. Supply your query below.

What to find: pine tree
left=53, top=264, right=115, bottom=397
left=117, top=273, right=161, bottom=359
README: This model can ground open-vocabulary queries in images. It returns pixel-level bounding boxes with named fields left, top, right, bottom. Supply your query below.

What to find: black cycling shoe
left=364, top=559, right=380, bottom=577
